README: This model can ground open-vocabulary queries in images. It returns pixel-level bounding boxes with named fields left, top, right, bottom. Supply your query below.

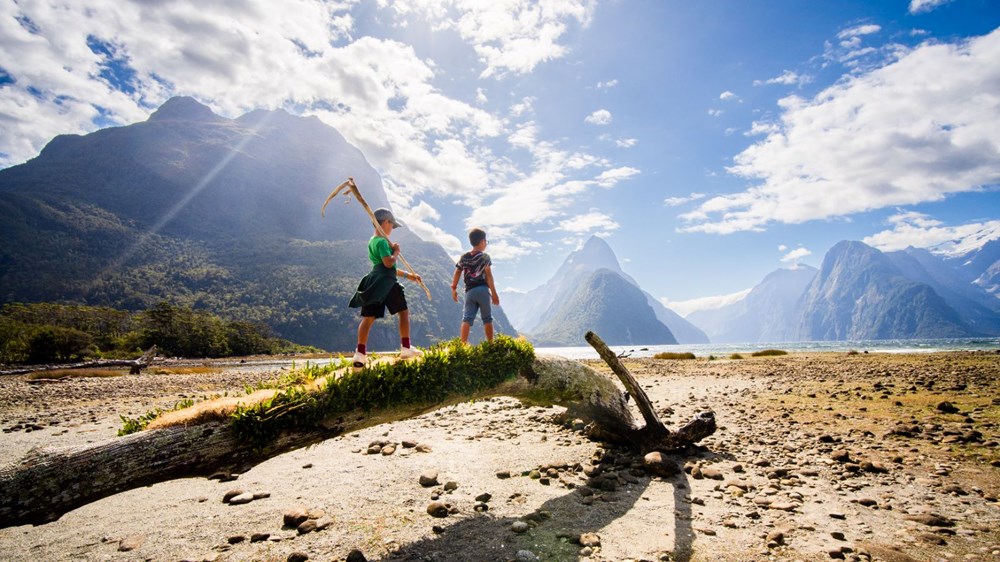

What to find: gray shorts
left=462, top=285, right=493, bottom=325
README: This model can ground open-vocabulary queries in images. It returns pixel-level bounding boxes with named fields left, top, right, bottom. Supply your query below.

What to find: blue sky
left=1, top=0, right=998, bottom=315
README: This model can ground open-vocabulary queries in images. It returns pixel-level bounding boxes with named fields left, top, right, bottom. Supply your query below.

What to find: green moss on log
left=230, top=335, right=534, bottom=444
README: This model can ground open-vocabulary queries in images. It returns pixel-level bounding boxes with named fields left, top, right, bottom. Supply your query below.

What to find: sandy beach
left=1, top=351, right=998, bottom=562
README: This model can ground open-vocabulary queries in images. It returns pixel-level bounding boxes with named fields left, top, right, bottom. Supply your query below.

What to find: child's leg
left=357, top=316, right=376, bottom=350
left=484, top=322, right=494, bottom=342
left=460, top=321, right=471, bottom=343
left=398, top=309, right=410, bottom=344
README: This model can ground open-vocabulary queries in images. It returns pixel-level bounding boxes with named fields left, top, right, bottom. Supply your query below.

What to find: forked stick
left=322, top=177, right=432, bottom=300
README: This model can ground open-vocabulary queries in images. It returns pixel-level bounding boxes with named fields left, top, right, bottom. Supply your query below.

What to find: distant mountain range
left=503, top=236, right=708, bottom=346
left=0, top=96, right=515, bottom=351
left=3, top=96, right=998, bottom=350
left=685, top=238, right=1000, bottom=342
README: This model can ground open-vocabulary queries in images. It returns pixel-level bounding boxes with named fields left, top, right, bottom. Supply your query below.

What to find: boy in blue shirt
left=349, top=208, right=423, bottom=368
left=450, top=228, right=500, bottom=343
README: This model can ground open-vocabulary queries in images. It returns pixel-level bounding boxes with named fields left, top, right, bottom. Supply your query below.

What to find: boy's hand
left=451, top=286, right=458, bottom=302
left=391, top=242, right=400, bottom=254
left=409, top=272, right=422, bottom=283
left=491, top=292, right=500, bottom=306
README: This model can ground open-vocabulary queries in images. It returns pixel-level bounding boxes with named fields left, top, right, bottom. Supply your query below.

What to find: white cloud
left=389, top=0, right=598, bottom=78
left=909, top=0, right=953, bottom=14
left=681, top=28, right=1000, bottom=234
left=595, top=166, right=639, bottom=187
left=838, top=24, right=881, bottom=40
left=558, top=211, right=619, bottom=234
left=660, top=289, right=752, bottom=317
left=719, top=91, right=738, bottom=101
left=0, top=0, right=624, bottom=269
left=754, top=70, right=811, bottom=87
left=778, top=244, right=788, bottom=252
left=584, top=109, right=612, bottom=125
left=862, top=212, right=1000, bottom=255
left=402, top=200, right=464, bottom=256
left=664, top=193, right=705, bottom=207
left=596, top=79, right=618, bottom=90
left=780, top=247, right=812, bottom=263
left=615, top=137, right=638, bottom=148
left=708, top=109, right=723, bottom=117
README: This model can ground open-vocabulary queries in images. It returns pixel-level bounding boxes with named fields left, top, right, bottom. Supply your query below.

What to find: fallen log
left=0, top=335, right=715, bottom=528
left=0, top=345, right=158, bottom=376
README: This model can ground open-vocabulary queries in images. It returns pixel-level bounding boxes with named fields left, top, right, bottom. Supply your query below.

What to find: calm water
left=535, top=337, right=1000, bottom=360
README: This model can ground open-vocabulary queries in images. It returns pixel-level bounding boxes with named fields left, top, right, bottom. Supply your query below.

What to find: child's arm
left=450, top=268, right=461, bottom=302
left=485, top=265, right=500, bottom=305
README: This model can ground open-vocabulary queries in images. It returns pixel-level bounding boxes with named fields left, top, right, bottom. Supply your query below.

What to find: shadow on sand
left=381, top=445, right=728, bottom=562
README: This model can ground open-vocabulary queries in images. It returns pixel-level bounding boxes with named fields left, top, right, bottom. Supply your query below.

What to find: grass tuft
left=751, top=349, right=788, bottom=357
left=653, top=352, right=697, bottom=360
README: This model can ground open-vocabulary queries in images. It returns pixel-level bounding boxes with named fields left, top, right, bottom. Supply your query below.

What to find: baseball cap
left=373, top=207, right=401, bottom=227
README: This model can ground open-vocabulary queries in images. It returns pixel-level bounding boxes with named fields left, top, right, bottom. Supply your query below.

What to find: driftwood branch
left=1, top=345, right=158, bottom=377
left=0, top=337, right=715, bottom=528
left=584, top=331, right=716, bottom=453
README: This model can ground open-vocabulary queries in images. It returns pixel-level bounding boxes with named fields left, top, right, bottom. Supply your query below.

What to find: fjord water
left=535, top=337, right=1000, bottom=360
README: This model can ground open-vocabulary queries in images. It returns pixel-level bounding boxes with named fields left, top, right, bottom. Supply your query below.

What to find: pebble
left=511, top=521, right=529, bottom=533
left=419, top=470, right=439, bottom=487
left=426, top=502, right=449, bottom=518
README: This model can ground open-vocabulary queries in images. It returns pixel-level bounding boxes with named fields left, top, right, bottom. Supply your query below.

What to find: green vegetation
left=0, top=302, right=316, bottom=364
left=230, top=336, right=534, bottom=445
left=751, top=349, right=788, bottom=357
left=119, top=398, right=196, bottom=436
left=730, top=353, right=744, bottom=360
left=653, top=351, right=696, bottom=360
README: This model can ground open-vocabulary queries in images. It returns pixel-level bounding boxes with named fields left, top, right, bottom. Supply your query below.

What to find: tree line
left=0, top=302, right=317, bottom=364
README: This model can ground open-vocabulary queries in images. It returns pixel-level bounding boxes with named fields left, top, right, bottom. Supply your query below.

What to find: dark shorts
left=360, top=283, right=407, bottom=319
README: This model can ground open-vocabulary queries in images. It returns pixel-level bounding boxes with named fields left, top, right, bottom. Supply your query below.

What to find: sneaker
left=352, top=351, right=367, bottom=368
left=399, top=346, right=424, bottom=360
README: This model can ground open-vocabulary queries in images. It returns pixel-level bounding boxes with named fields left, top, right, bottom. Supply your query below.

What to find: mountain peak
left=148, top=96, right=223, bottom=123
left=566, top=235, right=620, bottom=272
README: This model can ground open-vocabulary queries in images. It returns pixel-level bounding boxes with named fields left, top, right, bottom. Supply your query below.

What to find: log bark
left=0, top=340, right=715, bottom=528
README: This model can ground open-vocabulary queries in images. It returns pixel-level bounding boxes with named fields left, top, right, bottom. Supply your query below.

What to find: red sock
left=357, top=344, right=366, bottom=354
left=401, top=338, right=410, bottom=349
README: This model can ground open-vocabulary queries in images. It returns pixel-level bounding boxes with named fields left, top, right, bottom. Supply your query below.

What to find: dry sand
left=0, top=351, right=998, bottom=562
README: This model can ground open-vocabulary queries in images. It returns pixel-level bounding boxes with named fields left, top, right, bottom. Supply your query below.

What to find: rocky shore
left=0, top=351, right=998, bottom=561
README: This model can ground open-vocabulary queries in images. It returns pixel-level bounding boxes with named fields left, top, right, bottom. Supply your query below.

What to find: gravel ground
left=0, top=351, right=998, bottom=562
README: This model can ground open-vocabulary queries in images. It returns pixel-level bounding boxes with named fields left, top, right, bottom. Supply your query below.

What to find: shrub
left=729, top=353, right=744, bottom=360
left=751, top=349, right=788, bottom=357
left=653, top=352, right=696, bottom=360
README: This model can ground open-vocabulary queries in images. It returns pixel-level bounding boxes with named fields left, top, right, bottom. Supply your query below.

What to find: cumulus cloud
left=558, top=211, right=619, bottom=234
left=0, top=0, right=624, bottom=267
left=780, top=247, right=812, bottom=263
left=585, top=109, right=612, bottom=125
left=909, top=0, right=953, bottom=14
left=754, top=70, right=811, bottom=87
left=388, top=0, right=597, bottom=78
left=862, top=212, right=1000, bottom=255
left=719, top=91, right=738, bottom=101
left=615, top=137, right=638, bottom=148
left=681, top=28, right=1000, bottom=234
left=664, top=193, right=706, bottom=207
left=596, top=79, right=618, bottom=90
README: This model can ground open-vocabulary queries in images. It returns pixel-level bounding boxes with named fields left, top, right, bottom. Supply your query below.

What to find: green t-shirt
left=368, top=236, right=395, bottom=271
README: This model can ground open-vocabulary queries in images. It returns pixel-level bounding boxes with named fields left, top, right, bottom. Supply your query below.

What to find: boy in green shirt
left=348, top=208, right=423, bottom=368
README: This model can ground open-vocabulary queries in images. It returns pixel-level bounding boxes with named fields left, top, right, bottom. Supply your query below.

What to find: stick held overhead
left=321, top=177, right=432, bottom=300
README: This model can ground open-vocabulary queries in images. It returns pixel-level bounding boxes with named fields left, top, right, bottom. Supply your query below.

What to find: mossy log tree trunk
left=0, top=334, right=714, bottom=528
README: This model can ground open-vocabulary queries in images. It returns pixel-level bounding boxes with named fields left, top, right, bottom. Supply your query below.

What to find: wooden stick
left=321, top=178, right=432, bottom=300
left=585, top=331, right=666, bottom=433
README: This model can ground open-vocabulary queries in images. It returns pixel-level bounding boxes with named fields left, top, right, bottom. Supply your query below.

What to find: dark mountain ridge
left=0, top=97, right=513, bottom=351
